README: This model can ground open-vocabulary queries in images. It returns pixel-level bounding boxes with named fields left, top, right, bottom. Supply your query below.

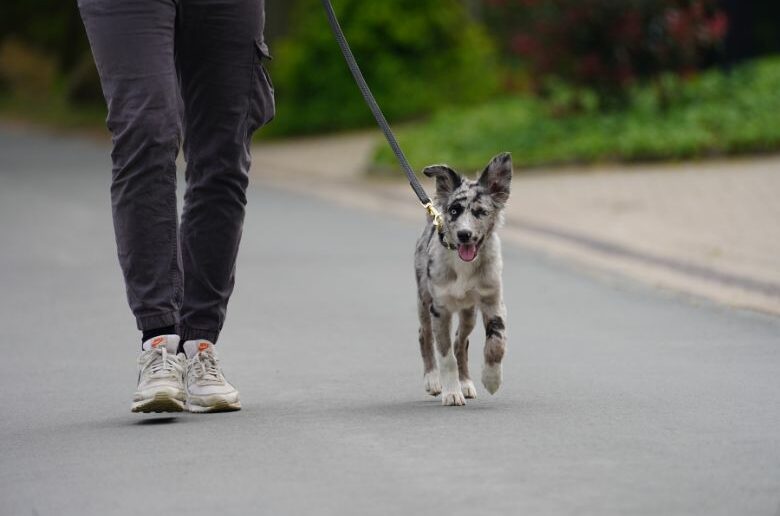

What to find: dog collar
left=438, top=231, right=457, bottom=251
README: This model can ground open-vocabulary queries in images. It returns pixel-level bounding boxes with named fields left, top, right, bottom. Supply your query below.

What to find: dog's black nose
left=457, top=230, right=473, bottom=243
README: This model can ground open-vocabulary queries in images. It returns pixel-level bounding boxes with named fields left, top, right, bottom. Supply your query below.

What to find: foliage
left=0, top=93, right=106, bottom=131
left=0, top=0, right=89, bottom=73
left=483, top=0, right=728, bottom=105
left=0, top=0, right=101, bottom=106
left=266, top=0, right=499, bottom=136
left=0, top=38, right=57, bottom=99
left=372, top=56, right=780, bottom=172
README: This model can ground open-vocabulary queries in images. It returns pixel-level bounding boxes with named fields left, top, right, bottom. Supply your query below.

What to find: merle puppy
left=415, top=153, right=512, bottom=406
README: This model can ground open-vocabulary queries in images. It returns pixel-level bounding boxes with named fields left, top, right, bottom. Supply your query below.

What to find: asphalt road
left=1, top=128, right=779, bottom=516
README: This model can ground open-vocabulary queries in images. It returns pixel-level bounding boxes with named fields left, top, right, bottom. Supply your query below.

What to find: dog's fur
left=414, top=153, right=512, bottom=406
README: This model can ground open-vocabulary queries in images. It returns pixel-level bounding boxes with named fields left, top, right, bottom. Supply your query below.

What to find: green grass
left=372, top=56, right=780, bottom=173
left=0, top=95, right=107, bottom=133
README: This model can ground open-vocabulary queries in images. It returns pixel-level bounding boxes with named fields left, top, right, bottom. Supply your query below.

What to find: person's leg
left=78, top=0, right=183, bottom=337
left=175, top=0, right=274, bottom=344
left=79, top=0, right=187, bottom=412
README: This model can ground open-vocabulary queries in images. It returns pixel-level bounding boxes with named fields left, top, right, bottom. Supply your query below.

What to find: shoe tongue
left=183, top=339, right=215, bottom=359
left=142, top=334, right=180, bottom=353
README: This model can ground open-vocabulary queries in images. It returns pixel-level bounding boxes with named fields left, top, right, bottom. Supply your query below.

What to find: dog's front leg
left=431, top=304, right=466, bottom=406
left=455, top=308, right=477, bottom=399
left=480, top=295, right=507, bottom=395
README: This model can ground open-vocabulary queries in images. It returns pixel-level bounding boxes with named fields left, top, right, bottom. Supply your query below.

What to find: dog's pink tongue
left=458, top=244, right=477, bottom=262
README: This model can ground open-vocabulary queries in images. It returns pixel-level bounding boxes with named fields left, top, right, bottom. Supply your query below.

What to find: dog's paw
left=461, top=379, right=477, bottom=399
left=424, top=371, right=442, bottom=397
left=441, top=390, right=466, bottom=406
left=481, top=363, right=503, bottom=395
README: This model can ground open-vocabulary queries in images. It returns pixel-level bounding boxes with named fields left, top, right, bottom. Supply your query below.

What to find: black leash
left=320, top=0, right=445, bottom=233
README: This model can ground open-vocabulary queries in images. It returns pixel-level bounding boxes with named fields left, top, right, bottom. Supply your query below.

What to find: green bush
left=372, top=56, right=780, bottom=172
left=0, top=0, right=91, bottom=76
left=0, top=38, right=57, bottom=99
left=266, top=0, right=499, bottom=136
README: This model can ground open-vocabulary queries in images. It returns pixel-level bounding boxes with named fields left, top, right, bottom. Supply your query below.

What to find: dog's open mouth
left=457, top=243, right=479, bottom=262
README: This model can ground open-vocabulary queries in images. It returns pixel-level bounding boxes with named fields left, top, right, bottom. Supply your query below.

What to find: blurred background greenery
left=1, top=0, right=778, bottom=170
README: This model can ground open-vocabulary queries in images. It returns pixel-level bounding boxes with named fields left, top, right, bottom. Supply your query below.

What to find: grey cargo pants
left=79, top=0, right=275, bottom=343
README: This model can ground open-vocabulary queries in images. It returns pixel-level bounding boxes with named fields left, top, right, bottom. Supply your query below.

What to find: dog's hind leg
left=418, top=295, right=441, bottom=396
left=432, top=306, right=465, bottom=406
left=455, top=307, right=477, bottom=399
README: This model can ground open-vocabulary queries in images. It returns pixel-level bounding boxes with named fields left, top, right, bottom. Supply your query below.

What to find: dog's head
left=423, top=152, right=512, bottom=262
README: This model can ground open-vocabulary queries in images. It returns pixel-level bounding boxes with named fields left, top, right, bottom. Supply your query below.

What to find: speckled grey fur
left=414, top=153, right=512, bottom=406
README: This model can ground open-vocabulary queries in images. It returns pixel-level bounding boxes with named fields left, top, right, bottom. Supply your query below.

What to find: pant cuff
left=178, top=325, right=220, bottom=344
left=136, top=311, right=179, bottom=332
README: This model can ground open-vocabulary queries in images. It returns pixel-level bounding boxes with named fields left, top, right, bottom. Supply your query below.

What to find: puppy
left=414, top=153, right=512, bottom=406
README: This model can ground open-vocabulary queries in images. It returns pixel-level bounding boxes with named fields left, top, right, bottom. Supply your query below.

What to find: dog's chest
left=432, top=262, right=485, bottom=310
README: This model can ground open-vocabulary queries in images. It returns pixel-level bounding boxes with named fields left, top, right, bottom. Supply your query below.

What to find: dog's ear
left=423, top=164, right=462, bottom=202
left=478, top=152, right=512, bottom=206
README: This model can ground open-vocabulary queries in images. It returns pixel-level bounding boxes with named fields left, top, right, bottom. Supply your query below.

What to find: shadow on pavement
left=132, top=416, right=181, bottom=426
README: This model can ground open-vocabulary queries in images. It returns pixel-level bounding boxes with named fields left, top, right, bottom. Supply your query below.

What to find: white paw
left=481, top=363, right=503, bottom=395
left=441, top=390, right=466, bottom=406
left=461, top=379, right=477, bottom=399
left=424, top=371, right=442, bottom=396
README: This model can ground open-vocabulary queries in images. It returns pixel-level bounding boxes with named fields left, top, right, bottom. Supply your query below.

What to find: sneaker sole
left=131, top=391, right=185, bottom=413
left=186, top=399, right=241, bottom=413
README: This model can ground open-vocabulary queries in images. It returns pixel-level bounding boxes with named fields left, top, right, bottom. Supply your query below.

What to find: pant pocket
left=247, top=40, right=275, bottom=134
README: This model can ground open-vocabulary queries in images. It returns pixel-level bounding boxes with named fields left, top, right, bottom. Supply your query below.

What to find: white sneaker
left=131, top=335, right=187, bottom=413
left=183, top=340, right=241, bottom=413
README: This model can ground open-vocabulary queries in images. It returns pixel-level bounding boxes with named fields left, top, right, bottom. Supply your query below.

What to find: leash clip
left=423, top=202, right=445, bottom=234
left=424, top=201, right=457, bottom=251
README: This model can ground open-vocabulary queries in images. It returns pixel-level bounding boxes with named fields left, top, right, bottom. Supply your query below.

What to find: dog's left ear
left=478, top=152, right=512, bottom=206
left=423, top=164, right=462, bottom=202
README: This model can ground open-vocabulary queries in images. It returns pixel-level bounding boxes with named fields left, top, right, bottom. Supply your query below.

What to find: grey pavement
left=1, top=127, right=779, bottom=516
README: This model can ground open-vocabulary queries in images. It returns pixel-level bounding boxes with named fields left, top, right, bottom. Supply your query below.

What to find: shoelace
left=191, top=350, right=222, bottom=384
left=144, top=347, right=182, bottom=378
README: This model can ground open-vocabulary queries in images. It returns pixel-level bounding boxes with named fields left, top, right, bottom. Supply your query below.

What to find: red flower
left=510, top=34, right=540, bottom=57
left=708, top=11, right=729, bottom=41
left=615, top=65, right=635, bottom=86
left=614, top=10, right=643, bottom=43
left=577, top=53, right=604, bottom=79
left=666, top=8, right=692, bottom=44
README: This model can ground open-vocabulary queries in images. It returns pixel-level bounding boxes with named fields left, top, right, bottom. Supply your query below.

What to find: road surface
left=1, top=128, right=779, bottom=515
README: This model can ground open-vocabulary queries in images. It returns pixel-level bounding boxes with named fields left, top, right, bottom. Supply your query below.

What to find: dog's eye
left=472, top=208, right=487, bottom=218
left=449, top=205, right=463, bottom=217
